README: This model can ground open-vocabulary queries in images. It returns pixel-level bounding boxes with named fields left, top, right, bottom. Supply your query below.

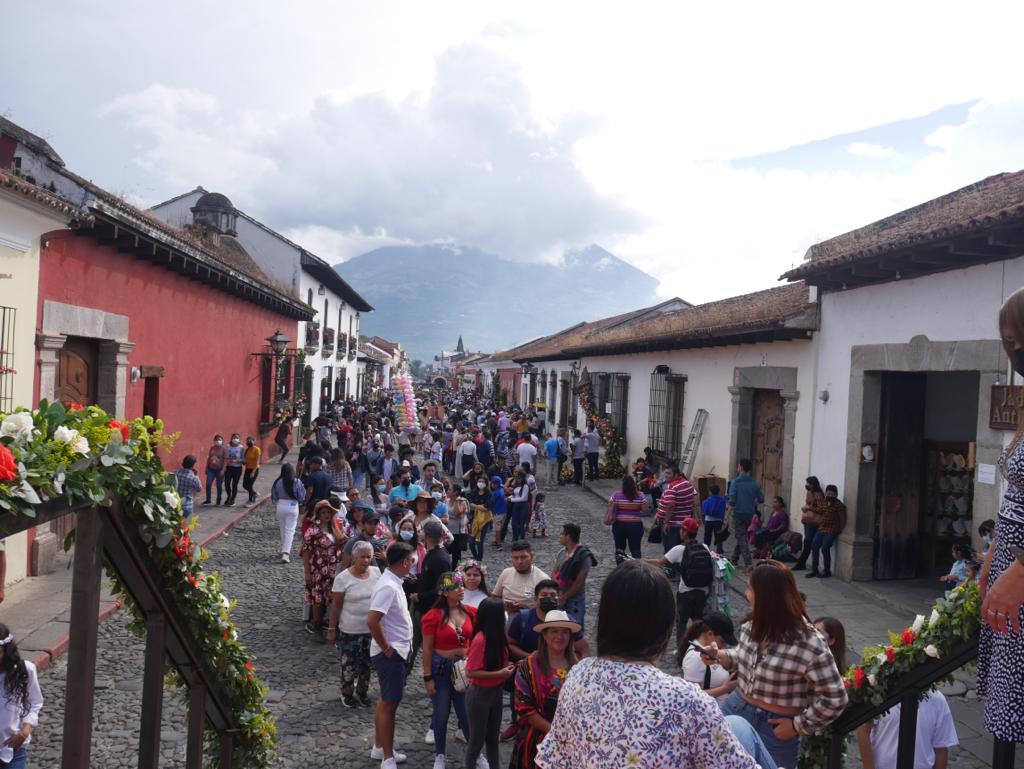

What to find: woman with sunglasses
left=422, top=572, right=475, bottom=769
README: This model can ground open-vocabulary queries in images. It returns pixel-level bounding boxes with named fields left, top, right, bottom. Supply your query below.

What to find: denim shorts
left=371, top=651, right=407, bottom=702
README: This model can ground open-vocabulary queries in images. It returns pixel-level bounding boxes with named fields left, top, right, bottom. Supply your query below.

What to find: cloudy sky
left=4, top=1, right=1024, bottom=302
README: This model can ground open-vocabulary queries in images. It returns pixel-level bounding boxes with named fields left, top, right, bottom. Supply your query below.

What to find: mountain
left=335, top=244, right=661, bottom=361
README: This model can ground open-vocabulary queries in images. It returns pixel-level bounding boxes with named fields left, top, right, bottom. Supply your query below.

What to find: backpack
left=680, top=542, right=714, bottom=587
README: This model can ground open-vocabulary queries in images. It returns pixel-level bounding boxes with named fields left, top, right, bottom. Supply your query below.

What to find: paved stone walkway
left=26, top=481, right=1022, bottom=767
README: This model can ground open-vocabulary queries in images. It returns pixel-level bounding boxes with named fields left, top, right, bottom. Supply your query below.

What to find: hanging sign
left=990, top=385, right=1024, bottom=430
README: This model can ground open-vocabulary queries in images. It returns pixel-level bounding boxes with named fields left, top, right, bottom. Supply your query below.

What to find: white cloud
left=847, top=141, right=897, bottom=158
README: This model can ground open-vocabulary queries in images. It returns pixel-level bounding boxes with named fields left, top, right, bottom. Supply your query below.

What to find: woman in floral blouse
left=536, top=560, right=770, bottom=769
left=303, top=500, right=344, bottom=642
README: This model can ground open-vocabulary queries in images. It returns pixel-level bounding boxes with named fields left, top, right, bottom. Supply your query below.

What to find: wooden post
left=218, top=730, right=235, bottom=768
left=895, top=690, right=919, bottom=769
left=137, top=612, right=167, bottom=769
left=60, top=505, right=104, bottom=769
left=186, top=679, right=207, bottom=769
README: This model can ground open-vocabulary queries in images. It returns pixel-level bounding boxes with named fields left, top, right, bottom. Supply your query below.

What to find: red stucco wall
left=498, top=368, right=521, bottom=405
left=36, top=230, right=300, bottom=469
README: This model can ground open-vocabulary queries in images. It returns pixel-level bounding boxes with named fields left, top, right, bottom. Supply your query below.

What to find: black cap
left=702, top=611, right=738, bottom=646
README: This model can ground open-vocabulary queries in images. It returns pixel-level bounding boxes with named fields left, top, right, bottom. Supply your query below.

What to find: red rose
left=108, top=420, right=131, bottom=441
left=901, top=629, right=916, bottom=646
left=853, top=666, right=866, bottom=689
left=245, top=660, right=255, bottom=672
left=0, top=443, right=18, bottom=482
left=66, top=402, right=84, bottom=412
left=886, top=646, right=896, bottom=663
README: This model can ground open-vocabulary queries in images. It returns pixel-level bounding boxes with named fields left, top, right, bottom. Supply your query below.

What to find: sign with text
left=990, top=385, right=1024, bottom=430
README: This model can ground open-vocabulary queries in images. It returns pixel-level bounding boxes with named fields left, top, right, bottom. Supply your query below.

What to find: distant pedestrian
left=302, top=455, right=334, bottom=516
left=607, top=474, right=649, bottom=560
left=271, top=463, right=306, bottom=563
left=654, top=462, right=697, bottom=576
left=571, top=430, right=585, bottom=486
left=542, top=432, right=559, bottom=486
left=0, top=624, right=43, bottom=768
left=202, top=434, right=226, bottom=506
left=700, top=484, right=727, bottom=549
left=367, top=542, right=416, bottom=769
left=274, top=415, right=294, bottom=462
left=727, top=459, right=764, bottom=571
left=223, top=433, right=244, bottom=506
left=793, top=476, right=825, bottom=571
left=507, top=470, right=532, bottom=543
left=174, top=454, right=203, bottom=516
left=242, top=436, right=261, bottom=505
left=529, top=492, right=547, bottom=538
left=584, top=424, right=600, bottom=480
left=806, top=485, right=846, bottom=579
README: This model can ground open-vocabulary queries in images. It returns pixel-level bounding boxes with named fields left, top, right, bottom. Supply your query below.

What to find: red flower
left=901, top=629, right=916, bottom=646
left=108, top=420, right=131, bottom=441
left=66, top=401, right=84, bottom=412
left=187, top=574, right=199, bottom=587
left=0, top=443, right=17, bottom=482
left=886, top=646, right=896, bottom=663
left=245, top=660, right=255, bottom=672
left=844, top=679, right=852, bottom=689
left=853, top=666, right=866, bottom=689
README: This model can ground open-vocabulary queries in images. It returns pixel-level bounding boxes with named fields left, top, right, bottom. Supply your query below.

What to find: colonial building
left=0, top=118, right=313, bottom=576
left=782, top=170, right=1024, bottom=581
left=149, top=188, right=373, bottom=424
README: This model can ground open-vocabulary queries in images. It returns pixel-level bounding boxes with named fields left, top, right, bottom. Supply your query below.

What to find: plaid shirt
left=730, top=621, right=848, bottom=735
left=174, top=468, right=203, bottom=515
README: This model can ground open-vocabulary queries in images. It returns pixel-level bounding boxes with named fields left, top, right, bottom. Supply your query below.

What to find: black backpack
left=680, top=542, right=714, bottom=587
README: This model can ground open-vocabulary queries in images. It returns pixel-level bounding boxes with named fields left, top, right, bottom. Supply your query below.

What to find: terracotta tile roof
left=494, top=307, right=655, bottom=362
left=0, top=116, right=64, bottom=166
left=563, top=283, right=817, bottom=356
left=783, top=170, right=1024, bottom=281
left=0, top=170, right=90, bottom=222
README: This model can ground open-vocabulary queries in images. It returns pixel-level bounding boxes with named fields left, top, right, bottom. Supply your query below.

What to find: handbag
left=647, top=522, right=663, bottom=544
left=451, top=658, right=470, bottom=693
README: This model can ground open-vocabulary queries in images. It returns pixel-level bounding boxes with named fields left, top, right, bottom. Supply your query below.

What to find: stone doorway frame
left=841, top=335, right=1003, bottom=581
left=33, top=300, right=134, bottom=574
left=728, top=366, right=799, bottom=504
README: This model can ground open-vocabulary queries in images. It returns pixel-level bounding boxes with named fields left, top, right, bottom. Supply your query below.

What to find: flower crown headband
left=0, top=634, right=13, bottom=646
left=455, top=559, right=486, bottom=576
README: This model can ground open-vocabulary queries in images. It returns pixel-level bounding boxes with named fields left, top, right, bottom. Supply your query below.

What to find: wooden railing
left=825, top=637, right=1016, bottom=769
left=1, top=498, right=240, bottom=769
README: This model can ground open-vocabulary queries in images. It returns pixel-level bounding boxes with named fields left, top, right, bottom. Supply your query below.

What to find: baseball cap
left=681, top=517, right=700, bottom=534
left=702, top=611, right=737, bottom=646
left=490, top=475, right=503, bottom=485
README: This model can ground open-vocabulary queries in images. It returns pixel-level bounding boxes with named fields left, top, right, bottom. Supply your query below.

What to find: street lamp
left=266, top=330, right=291, bottom=356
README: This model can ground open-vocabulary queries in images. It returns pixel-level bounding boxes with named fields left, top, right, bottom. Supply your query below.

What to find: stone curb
left=29, top=493, right=270, bottom=673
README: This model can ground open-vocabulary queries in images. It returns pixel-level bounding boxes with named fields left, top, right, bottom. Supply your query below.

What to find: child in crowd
left=530, top=492, right=547, bottom=537
left=857, top=690, right=958, bottom=769
left=939, top=543, right=973, bottom=589
left=978, top=519, right=995, bottom=557
left=964, top=558, right=982, bottom=585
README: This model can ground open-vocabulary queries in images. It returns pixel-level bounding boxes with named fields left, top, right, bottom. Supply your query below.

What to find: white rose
left=868, top=673, right=878, bottom=686
left=163, top=490, right=181, bottom=510
left=911, top=614, right=925, bottom=633
left=929, top=608, right=941, bottom=626
left=54, top=426, right=90, bottom=455
left=1, top=413, right=36, bottom=443
left=72, top=435, right=90, bottom=454
left=219, top=594, right=230, bottom=609
left=875, top=652, right=888, bottom=666
left=924, top=644, right=940, bottom=658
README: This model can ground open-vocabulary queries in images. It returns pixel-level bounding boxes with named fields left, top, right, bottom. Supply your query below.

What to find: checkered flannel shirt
left=731, top=621, right=848, bottom=735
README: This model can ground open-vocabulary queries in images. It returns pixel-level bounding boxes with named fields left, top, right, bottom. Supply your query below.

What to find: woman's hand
left=425, top=679, right=437, bottom=696
left=981, top=560, right=1024, bottom=634
left=4, top=728, right=28, bottom=750
left=768, top=717, right=798, bottom=741
left=500, top=663, right=517, bottom=680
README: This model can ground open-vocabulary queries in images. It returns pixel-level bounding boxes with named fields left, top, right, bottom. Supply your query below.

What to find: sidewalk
left=1, top=494, right=268, bottom=671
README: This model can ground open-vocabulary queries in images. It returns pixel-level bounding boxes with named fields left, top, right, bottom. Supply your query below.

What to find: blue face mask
left=983, top=534, right=992, bottom=545
left=400, top=530, right=414, bottom=541
left=377, top=486, right=386, bottom=494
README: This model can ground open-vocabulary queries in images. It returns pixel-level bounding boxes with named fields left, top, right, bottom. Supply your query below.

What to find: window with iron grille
left=0, top=307, right=14, bottom=413
left=609, top=373, right=630, bottom=435
left=647, top=366, right=685, bottom=460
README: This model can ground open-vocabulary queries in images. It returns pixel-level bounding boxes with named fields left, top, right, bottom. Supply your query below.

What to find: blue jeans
left=469, top=522, right=491, bottom=560
left=1, top=747, right=28, bottom=769
left=612, top=521, right=644, bottom=559
left=431, top=654, right=469, bottom=756
left=721, top=691, right=798, bottom=769
left=204, top=469, right=223, bottom=503
left=510, top=502, right=530, bottom=542
left=663, top=526, right=682, bottom=576
left=725, top=715, right=778, bottom=769
left=811, top=531, right=838, bottom=574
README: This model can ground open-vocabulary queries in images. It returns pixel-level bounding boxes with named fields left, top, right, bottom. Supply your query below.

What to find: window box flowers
left=321, top=328, right=335, bottom=356
left=304, top=321, right=320, bottom=352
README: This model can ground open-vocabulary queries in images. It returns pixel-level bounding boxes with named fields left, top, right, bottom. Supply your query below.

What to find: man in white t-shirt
left=646, top=518, right=713, bottom=642
left=857, top=690, right=958, bottom=769
left=366, top=542, right=415, bottom=769
left=492, top=540, right=550, bottom=614
left=516, top=435, right=538, bottom=472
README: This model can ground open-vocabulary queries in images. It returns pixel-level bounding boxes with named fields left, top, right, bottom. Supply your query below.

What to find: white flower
left=54, top=426, right=90, bottom=455
left=219, top=594, right=230, bottom=609
left=911, top=614, right=925, bottom=633
left=924, top=644, right=941, bottom=658
left=929, top=608, right=941, bottom=626
left=163, top=490, right=181, bottom=510
left=868, top=673, right=878, bottom=686
left=875, top=652, right=888, bottom=666
left=0, top=413, right=36, bottom=443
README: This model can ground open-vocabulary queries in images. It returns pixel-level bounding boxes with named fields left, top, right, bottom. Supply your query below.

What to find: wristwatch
left=1010, top=546, right=1024, bottom=567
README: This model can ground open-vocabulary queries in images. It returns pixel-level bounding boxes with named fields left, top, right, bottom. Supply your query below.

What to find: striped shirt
left=655, top=477, right=696, bottom=527
left=730, top=621, right=848, bottom=735
left=609, top=491, right=647, bottom=523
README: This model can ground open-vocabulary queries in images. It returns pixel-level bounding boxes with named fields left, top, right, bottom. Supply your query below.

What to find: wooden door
left=57, top=337, right=98, bottom=406
left=751, top=389, right=785, bottom=502
left=875, top=373, right=926, bottom=579
left=558, top=379, right=570, bottom=427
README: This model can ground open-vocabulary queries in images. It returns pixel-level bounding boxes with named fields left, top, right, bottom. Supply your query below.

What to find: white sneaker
left=433, top=756, right=447, bottom=769
left=424, top=728, right=435, bottom=745
left=380, top=760, right=398, bottom=769
left=370, top=747, right=407, bottom=763
left=476, top=756, right=489, bottom=769
left=280, top=552, right=290, bottom=563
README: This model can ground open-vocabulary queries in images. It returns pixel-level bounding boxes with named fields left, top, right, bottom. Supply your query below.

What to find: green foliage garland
left=0, top=402, right=275, bottom=768
left=799, top=580, right=980, bottom=769
left=575, top=380, right=626, bottom=478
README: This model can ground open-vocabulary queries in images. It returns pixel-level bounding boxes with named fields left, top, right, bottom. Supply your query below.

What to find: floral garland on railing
left=800, top=580, right=981, bottom=769
left=0, top=401, right=275, bottom=768
left=575, top=379, right=626, bottom=478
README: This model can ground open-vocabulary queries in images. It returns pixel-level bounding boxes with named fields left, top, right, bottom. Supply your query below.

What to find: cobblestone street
left=26, top=481, right=1017, bottom=768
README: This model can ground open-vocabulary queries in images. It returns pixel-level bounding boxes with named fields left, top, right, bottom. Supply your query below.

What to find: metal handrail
left=825, top=636, right=1016, bottom=769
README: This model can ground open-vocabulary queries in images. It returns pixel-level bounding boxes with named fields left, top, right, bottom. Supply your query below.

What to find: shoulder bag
left=451, top=659, right=470, bottom=693
left=647, top=521, right=663, bottom=544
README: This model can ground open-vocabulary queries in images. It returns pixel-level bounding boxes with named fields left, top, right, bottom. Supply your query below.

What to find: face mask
left=983, top=534, right=992, bottom=544
left=215, top=439, right=223, bottom=446
left=477, top=481, right=486, bottom=490
left=377, top=485, right=387, bottom=494
left=432, top=492, right=443, bottom=501
left=231, top=439, right=240, bottom=445
left=538, top=597, right=558, bottom=612
left=400, top=530, right=414, bottom=541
